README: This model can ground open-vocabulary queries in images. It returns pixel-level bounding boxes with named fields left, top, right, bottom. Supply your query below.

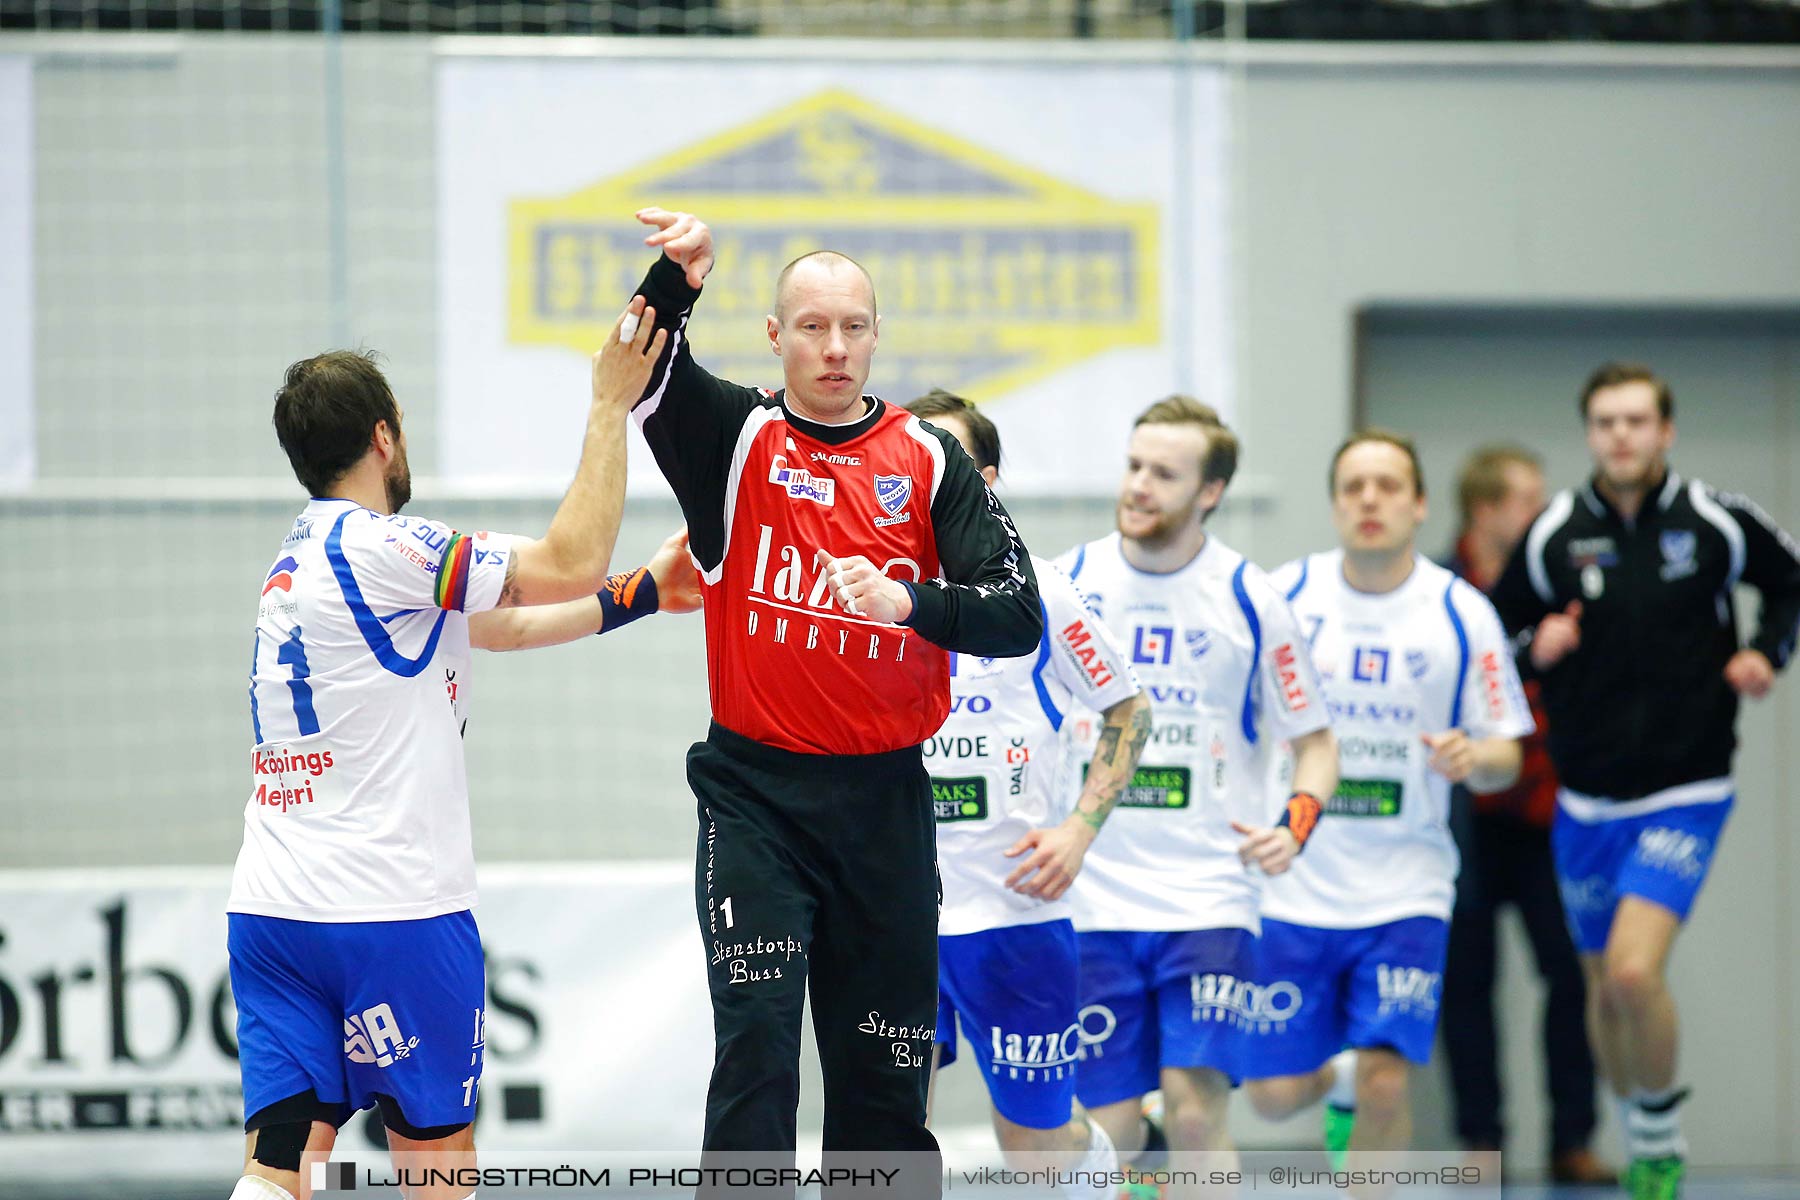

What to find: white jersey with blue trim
left=930, top=555, right=1141, bottom=937
left=229, top=498, right=514, bottom=923
left=1056, top=532, right=1331, bottom=934
left=1265, top=550, right=1533, bottom=928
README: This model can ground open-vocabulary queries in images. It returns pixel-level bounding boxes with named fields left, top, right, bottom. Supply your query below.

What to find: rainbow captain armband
left=1277, top=791, right=1323, bottom=851
left=596, top=565, right=659, bottom=634
left=434, top=533, right=475, bottom=611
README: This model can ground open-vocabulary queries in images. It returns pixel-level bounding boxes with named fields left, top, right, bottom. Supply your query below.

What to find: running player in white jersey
left=1058, top=396, right=1340, bottom=1189
left=228, top=303, right=699, bottom=1200
left=904, top=392, right=1151, bottom=1197
left=1245, top=431, right=1532, bottom=1176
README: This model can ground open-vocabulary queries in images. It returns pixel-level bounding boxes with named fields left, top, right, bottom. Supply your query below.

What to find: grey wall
left=3, top=36, right=1797, bottom=1169
left=1231, top=66, right=1800, bottom=1169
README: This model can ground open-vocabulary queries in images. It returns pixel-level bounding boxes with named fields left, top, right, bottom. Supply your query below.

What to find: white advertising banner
left=0, top=54, right=32, bottom=491
left=437, top=57, right=1230, bottom=497
left=0, top=864, right=713, bottom=1181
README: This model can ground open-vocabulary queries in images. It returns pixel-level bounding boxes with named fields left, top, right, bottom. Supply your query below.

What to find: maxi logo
left=343, top=1003, right=420, bottom=1069
left=507, top=89, right=1160, bottom=405
left=1478, top=649, right=1509, bottom=721
left=1132, top=625, right=1174, bottom=666
left=1058, top=618, right=1118, bottom=689
left=1273, top=642, right=1311, bottom=712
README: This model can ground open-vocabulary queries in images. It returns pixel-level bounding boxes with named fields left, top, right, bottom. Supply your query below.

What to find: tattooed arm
left=1002, top=691, right=1152, bottom=901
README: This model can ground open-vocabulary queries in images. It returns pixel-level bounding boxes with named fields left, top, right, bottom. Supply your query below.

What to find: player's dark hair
left=1133, top=394, right=1238, bottom=490
left=905, top=389, right=1001, bottom=475
left=1457, top=443, right=1542, bottom=529
left=1330, top=429, right=1427, bottom=498
left=1580, top=361, right=1673, bottom=421
left=273, top=349, right=401, bottom=498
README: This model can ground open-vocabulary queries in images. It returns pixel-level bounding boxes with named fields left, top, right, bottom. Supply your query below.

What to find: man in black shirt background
left=1490, top=363, right=1800, bottom=1200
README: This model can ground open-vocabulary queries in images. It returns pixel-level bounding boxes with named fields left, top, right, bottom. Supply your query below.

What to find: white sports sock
left=229, top=1177, right=296, bottom=1200
left=1066, top=1119, right=1119, bottom=1200
left=1325, top=1049, right=1359, bottom=1110
left=1625, top=1087, right=1688, bottom=1160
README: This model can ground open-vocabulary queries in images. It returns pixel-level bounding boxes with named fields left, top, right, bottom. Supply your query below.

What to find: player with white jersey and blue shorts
left=1246, top=431, right=1532, bottom=1175
left=227, top=305, right=700, bottom=1200
left=1057, top=396, right=1340, bottom=1186
left=904, top=392, right=1152, bottom=1197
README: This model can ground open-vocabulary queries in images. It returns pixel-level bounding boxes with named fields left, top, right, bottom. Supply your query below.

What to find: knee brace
left=250, top=1118, right=312, bottom=1173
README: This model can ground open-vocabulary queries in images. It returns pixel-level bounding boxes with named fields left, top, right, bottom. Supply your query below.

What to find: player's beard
left=1117, top=490, right=1203, bottom=551
left=385, top=442, right=413, bottom=514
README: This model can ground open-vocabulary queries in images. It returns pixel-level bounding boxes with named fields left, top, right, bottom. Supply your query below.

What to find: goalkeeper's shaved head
left=772, top=251, right=878, bottom=324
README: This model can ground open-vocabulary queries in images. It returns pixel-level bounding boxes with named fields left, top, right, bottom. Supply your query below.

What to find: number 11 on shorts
left=462, top=1007, right=485, bottom=1107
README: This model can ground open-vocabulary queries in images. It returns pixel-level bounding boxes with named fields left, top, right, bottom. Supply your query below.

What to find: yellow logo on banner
left=508, top=89, right=1160, bottom=403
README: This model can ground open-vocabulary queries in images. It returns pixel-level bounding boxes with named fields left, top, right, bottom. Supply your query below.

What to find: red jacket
left=1449, top=535, right=1557, bottom=826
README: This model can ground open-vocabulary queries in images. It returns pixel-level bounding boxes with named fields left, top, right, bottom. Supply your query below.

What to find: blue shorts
left=229, top=911, right=486, bottom=1131
left=1552, top=796, right=1733, bottom=954
left=1240, top=917, right=1449, bottom=1079
left=936, top=920, right=1083, bottom=1130
left=1074, top=928, right=1253, bottom=1106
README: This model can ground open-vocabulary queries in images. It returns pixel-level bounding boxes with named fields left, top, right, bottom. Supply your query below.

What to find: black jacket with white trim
left=1490, top=470, right=1800, bottom=802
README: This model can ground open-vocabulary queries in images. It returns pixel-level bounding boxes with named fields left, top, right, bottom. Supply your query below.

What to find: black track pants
left=1443, top=806, right=1598, bottom=1156
left=688, top=722, right=942, bottom=1192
